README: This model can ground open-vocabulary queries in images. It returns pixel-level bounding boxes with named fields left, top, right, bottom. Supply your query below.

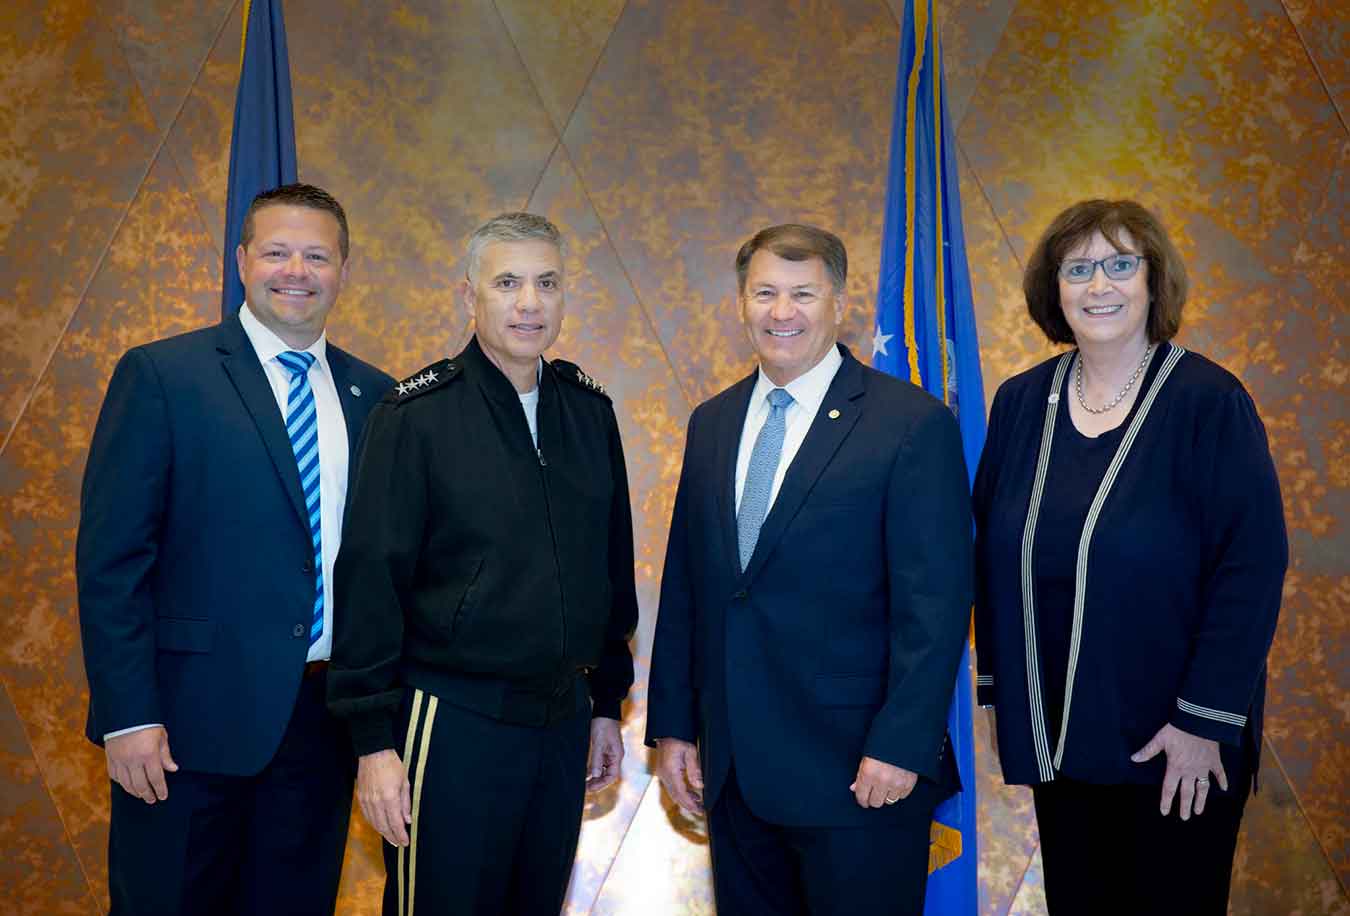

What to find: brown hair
left=735, top=224, right=847, bottom=294
left=1023, top=199, right=1187, bottom=344
left=241, top=183, right=350, bottom=261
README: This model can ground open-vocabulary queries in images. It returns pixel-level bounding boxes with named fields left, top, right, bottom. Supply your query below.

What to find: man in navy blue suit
left=77, top=183, right=393, bottom=915
left=646, top=224, right=973, bottom=915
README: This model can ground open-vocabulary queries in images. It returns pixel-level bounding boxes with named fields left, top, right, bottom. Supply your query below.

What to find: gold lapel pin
left=828, top=408, right=840, bottom=419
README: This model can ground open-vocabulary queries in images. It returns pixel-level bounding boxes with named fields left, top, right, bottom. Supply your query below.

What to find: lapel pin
left=1047, top=392, right=1059, bottom=405
left=350, top=385, right=362, bottom=397
left=828, top=408, right=840, bottom=419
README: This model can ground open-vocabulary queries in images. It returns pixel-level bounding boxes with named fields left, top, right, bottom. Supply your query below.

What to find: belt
left=303, top=660, right=329, bottom=678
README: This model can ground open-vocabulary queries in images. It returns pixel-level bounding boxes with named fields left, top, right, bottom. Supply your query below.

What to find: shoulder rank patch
left=551, top=359, right=610, bottom=401
left=383, top=358, right=460, bottom=404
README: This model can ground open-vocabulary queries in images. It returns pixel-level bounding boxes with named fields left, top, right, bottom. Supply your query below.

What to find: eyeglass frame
left=1058, top=253, right=1146, bottom=284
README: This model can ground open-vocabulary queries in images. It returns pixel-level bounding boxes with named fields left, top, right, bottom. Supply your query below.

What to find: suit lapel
left=216, top=314, right=309, bottom=531
left=740, top=349, right=865, bottom=584
left=326, top=346, right=362, bottom=465
left=715, top=373, right=757, bottom=579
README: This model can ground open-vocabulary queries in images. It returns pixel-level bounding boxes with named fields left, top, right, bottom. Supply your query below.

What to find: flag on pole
left=872, top=0, right=986, bottom=911
left=221, top=0, right=298, bottom=316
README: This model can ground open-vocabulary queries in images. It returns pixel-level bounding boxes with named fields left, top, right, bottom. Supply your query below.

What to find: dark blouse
left=973, top=344, right=1287, bottom=787
left=1032, top=356, right=1146, bottom=733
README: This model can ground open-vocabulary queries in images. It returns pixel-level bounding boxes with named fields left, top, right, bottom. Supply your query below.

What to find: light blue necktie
left=276, top=350, right=324, bottom=646
left=737, top=387, right=793, bottom=571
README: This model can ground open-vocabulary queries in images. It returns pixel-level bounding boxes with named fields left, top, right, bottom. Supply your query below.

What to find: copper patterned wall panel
left=1284, top=0, right=1348, bottom=120
left=934, top=0, right=1020, bottom=125
left=2, top=0, right=1346, bottom=913
left=0, top=146, right=222, bottom=909
left=0, top=683, right=96, bottom=915
left=0, top=2, right=162, bottom=446
left=1004, top=847, right=1048, bottom=916
left=971, top=695, right=1040, bottom=916
left=563, top=0, right=900, bottom=404
left=106, top=0, right=235, bottom=138
left=495, top=0, right=628, bottom=135
left=1231, top=743, right=1350, bottom=915
left=588, top=783, right=714, bottom=915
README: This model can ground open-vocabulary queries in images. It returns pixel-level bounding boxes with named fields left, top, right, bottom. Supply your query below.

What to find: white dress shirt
left=734, top=345, right=844, bottom=515
left=103, top=307, right=351, bottom=740
left=239, top=303, right=349, bottom=663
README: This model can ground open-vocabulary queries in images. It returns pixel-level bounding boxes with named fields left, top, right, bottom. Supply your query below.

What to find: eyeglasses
left=1058, top=253, right=1144, bottom=283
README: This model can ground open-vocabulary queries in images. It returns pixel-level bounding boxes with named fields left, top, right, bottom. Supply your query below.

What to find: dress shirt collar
left=750, top=343, right=843, bottom=414
left=239, top=302, right=329, bottom=368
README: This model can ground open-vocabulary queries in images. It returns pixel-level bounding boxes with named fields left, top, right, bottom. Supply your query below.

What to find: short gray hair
left=466, top=212, right=564, bottom=282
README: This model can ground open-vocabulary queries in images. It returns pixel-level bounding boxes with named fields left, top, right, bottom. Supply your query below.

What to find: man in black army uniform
left=328, top=212, right=638, bottom=916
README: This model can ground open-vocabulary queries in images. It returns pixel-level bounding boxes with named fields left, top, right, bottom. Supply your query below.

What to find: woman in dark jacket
left=973, top=199, right=1287, bottom=914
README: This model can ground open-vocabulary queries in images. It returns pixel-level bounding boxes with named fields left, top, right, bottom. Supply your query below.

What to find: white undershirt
left=734, top=346, right=844, bottom=514
left=519, top=359, right=543, bottom=447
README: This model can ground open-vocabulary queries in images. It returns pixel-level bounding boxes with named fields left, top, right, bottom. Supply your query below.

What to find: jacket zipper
left=537, top=446, right=569, bottom=683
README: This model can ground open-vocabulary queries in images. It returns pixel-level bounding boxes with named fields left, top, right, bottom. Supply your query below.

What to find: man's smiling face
left=235, top=204, right=348, bottom=346
left=740, top=249, right=844, bottom=386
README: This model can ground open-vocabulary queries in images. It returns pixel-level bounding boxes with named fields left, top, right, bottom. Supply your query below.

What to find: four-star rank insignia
left=384, top=358, right=460, bottom=405
left=551, top=359, right=610, bottom=401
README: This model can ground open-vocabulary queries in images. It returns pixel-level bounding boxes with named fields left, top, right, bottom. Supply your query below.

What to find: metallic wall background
left=0, top=1, right=1343, bottom=913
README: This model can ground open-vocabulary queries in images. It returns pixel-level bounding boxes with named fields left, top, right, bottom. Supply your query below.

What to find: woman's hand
left=1131, top=723, right=1227, bottom=820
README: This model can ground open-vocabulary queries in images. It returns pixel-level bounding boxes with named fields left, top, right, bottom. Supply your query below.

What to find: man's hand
left=850, top=756, right=918, bottom=809
left=654, top=737, right=704, bottom=817
left=357, top=749, right=412, bottom=846
left=586, top=717, right=624, bottom=792
left=1132, top=723, right=1228, bottom=820
left=106, top=726, right=178, bottom=804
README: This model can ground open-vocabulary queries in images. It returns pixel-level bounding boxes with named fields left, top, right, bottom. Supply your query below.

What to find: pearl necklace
left=1075, top=344, right=1155, bottom=415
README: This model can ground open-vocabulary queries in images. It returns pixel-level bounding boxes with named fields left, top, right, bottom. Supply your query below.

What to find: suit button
left=733, top=590, right=748, bottom=599
left=292, top=624, right=305, bottom=638
left=301, top=561, right=314, bottom=574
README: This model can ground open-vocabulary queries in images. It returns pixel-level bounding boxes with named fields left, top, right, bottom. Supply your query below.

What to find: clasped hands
left=655, top=737, right=917, bottom=817
left=356, top=717, right=624, bottom=847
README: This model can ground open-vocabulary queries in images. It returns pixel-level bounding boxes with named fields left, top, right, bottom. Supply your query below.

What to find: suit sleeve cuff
left=1170, top=697, right=1245, bottom=746
left=591, top=695, right=623, bottom=721
left=348, top=711, right=398, bottom=758
left=976, top=674, right=995, bottom=708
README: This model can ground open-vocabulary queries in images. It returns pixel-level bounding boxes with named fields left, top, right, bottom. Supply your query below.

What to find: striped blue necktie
left=737, top=387, right=793, bottom=571
left=276, top=350, right=323, bottom=646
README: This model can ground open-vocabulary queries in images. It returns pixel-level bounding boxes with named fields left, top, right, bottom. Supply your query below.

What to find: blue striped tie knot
left=737, top=387, right=793, bottom=571
left=277, top=351, right=324, bottom=646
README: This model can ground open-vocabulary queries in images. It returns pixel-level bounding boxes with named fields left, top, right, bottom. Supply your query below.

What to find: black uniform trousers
left=108, top=669, right=356, bottom=916
left=384, top=684, right=591, bottom=916
left=1031, top=764, right=1251, bottom=916
left=708, top=765, right=938, bottom=916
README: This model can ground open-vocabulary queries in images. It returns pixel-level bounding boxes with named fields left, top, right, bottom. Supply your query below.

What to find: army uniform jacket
left=328, top=335, right=639, bottom=757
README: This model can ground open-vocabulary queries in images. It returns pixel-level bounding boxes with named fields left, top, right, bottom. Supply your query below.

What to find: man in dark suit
left=646, top=224, right=973, bottom=915
left=77, top=183, right=393, bottom=915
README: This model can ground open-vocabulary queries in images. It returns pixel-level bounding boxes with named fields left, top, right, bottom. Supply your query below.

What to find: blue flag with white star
left=872, top=0, right=985, bottom=911
left=221, top=0, right=297, bottom=316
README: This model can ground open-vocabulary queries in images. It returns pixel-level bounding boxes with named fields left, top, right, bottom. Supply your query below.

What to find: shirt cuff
left=103, top=723, right=163, bottom=740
